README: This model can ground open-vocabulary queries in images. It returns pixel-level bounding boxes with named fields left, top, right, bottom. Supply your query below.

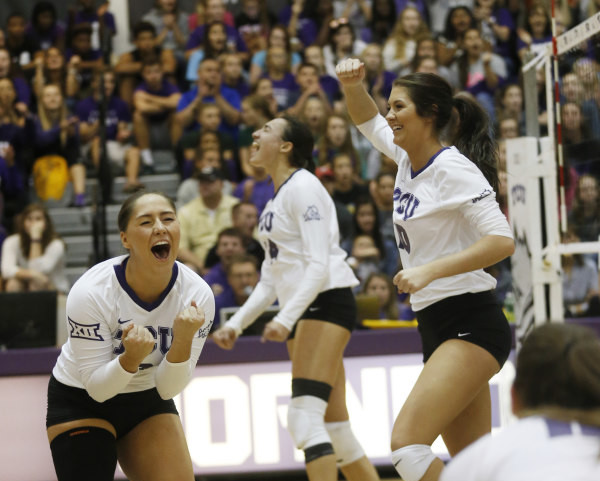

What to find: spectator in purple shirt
left=286, top=62, right=333, bottom=117
left=185, top=1, right=248, bottom=62
left=0, top=146, right=27, bottom=233
left=185, top=20, right=235, bottom=84
left=0, top=77, right=31, bottom=176
left=115, top=21, right=177, bottom=107
left=179, top=103, right=237, bottom=180
left=232, top=160, right=273, bottom=216
left=516, top=2, right=552, bottom=63
left=175, top=57, right=241, bottom=144
left=220, top=53, right=250, bottom=100
left=303, top=45, right=341, bottom=106
left=261, top=46, right=299, bottom=111
left=64, top=23, right=104, bottom=95
left=0, top=47, right=31, bottom=109
left=213, top=253, right=261, bottom=332
left=203, top=227, right=246, bottom=296
left=185, top=4, right=248, bottom=60
left=26, top=1, right=66, bottom=53
left=133, top=58, right=181, bottom=170
left=77, top=69, right=144, bottom=193
left=5, top=12, right=37, bottom=74
left=69, top=0, right=116, bottom=57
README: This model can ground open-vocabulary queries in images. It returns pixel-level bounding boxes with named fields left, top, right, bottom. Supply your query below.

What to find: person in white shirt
left=212, top=115, right=380, bottom=481
left=336, top=58, right=514, bottom=481
left=441, top=322, right=600, bottom=481
left=1, top=202, right=69, bottom=293
left=46, top=191, right=215, bottom=481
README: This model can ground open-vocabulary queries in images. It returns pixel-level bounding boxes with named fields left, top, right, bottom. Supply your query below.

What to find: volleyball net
left=507, top=9, right=600, bottom=344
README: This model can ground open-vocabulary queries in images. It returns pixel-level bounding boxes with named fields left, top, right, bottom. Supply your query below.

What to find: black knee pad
left=291, top=378, right=332, bottom=401
left=50, top=426, right=117, bottom=481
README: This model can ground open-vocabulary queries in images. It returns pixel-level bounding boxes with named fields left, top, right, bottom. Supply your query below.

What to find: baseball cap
left=315, top=165, right=334, bottom=180
left=195, top=166, right=224, bottom=182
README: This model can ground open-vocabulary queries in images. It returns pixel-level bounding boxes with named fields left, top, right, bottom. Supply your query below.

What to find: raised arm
left=335, top=58, right=379, bottom=125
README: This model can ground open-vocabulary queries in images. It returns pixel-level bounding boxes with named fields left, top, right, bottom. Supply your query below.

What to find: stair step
left=63, top=234, right=126, bottom=267
left=48, top=205, right=121, bottom=236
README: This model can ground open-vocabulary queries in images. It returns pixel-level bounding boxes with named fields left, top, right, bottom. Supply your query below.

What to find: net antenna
left=550, top=0, right=567, bottom=234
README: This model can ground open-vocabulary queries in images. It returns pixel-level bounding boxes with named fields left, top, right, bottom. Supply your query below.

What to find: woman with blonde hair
left=382, top=6, right=430, bottom=73
left=34, top=84, right=86, bottom=206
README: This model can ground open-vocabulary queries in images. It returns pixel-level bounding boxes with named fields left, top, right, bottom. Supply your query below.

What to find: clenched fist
left=120, top=323, right=156, bottom=372
left=335, top=58, right=366, bottom=87
left=173, top=301, right=205, bottom=342
left=212, top=326, right=238, bottom=350
left=261, top=321, right=290, bottom=343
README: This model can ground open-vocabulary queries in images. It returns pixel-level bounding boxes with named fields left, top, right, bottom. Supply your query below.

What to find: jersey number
left=395, top=224, right=411, bottom=254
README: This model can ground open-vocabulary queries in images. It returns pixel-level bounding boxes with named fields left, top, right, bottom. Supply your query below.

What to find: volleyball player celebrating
left=46, top=191, right=214, bottom=481
left=336, top=58, right=514, bottom=481
left=213, top=115, right=380, bottom=481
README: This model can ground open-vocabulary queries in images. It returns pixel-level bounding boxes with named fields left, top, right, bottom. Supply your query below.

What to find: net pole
left=551, top=0, right=568, bottom=233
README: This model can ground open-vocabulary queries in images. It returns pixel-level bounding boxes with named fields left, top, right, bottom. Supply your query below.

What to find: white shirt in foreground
left=440, top=416, right=600, bottom=481
left=357, top=114, right=513, bottom=311
left=53, top=256, right=214, bottom=402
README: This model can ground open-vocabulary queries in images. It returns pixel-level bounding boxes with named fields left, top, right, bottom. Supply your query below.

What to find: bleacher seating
left=49, top=162, right=181, bottom=285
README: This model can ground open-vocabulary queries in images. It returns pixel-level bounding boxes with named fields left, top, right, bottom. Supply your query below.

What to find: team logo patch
left=472, top=188, right=492, bottom=203
left=303, top=205, right=321, bottom=221
left=68, top=317, right=104, bottom=341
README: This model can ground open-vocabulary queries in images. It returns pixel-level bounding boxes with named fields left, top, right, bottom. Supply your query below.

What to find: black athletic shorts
left=46, top=375, right=179, bottom=439
left=290, top=287, right=356, bottom=339
left=416, top=290, right=512, bottom=368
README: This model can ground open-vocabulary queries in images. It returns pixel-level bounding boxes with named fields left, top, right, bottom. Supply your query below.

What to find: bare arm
left=161, top=48, right=177, bottom=75
left=174, top=93, right=201, bottom=129
left=65, top=68, right=80, bottom=98
left=335, top=58, right=379, bottom=125
left=133, top=91, right=162, bottom=114
left=114, top=52, right=142, bottom=75
left=287, top=84, right=332, bottom=117
left=482, top=53, right=500, bottom=90
left=214, top=91, right=241, bottom=125
left=135, top=91, right=181, bottom=113
left=32, top=58, right=45, bottom=100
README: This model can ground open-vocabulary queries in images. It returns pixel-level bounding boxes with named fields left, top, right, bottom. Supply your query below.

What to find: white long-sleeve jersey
left=226, top=169, right=358, bottom=334
left=440, top=416, right=600, bottom=481
left=52, top=256, right=214, bottom=402
left=357, top=114, right=513, bottom=311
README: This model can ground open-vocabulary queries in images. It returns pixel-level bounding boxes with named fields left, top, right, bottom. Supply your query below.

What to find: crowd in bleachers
left=2, top=0, right=600, bottom=325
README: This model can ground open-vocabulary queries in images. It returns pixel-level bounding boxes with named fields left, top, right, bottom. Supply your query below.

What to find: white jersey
left=226, top=168, right=358, bottom=333
left=441, top=416, right=600, bottom=481
left=53, top=256, right=214, bottom=402
left=357, top=114, right=512, bottom=311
